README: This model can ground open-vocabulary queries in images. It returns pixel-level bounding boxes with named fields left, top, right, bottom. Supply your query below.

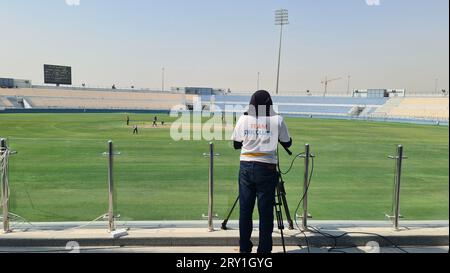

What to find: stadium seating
left=373, top=97, right=449, bottom=121
left=0, top=88, right=193, bottom=110
left=1, top=88, right=448, bottom=122
left=0, top=96, right=13, bottom=108
left=204, top=95, right=388, bottom=116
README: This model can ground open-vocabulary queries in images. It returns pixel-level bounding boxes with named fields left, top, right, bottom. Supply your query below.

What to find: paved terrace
left=0, top=221, right=448, bottom=253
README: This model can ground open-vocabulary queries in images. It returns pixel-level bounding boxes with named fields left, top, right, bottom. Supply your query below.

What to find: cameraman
left=231, top=90, right=292, bottom=254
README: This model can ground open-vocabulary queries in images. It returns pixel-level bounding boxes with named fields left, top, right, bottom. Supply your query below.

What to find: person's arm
left=234, top=141, right=243, bottom=150
left=231, top=116, right=244, bottom=150
left=279, top=116, right=292, bottom=148
left=279, top=138, right=292, bottom=149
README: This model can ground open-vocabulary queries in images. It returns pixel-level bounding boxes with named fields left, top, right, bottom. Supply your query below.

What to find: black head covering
left=247, top=90, right=275, bottom=117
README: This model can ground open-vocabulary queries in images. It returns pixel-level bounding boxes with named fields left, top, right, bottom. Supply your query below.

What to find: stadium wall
left=1, top=108, right=447, bottom=127
left=1, top=88, right=448, bottom=126
left=0, top=108, right=170, bottom=114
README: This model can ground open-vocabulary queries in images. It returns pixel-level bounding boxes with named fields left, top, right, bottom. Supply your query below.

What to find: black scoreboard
left=44, top=64, right=72, bottom=85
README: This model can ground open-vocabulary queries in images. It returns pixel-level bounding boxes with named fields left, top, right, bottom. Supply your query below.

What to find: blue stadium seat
left=202, top=95, right=389, bottom=116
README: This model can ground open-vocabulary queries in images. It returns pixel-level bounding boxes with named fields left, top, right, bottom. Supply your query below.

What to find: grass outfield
left=0, top=113, right=448, bottom=222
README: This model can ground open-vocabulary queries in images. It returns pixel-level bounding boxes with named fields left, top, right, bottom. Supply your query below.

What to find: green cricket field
left=0, top=113, right=448, bottom=222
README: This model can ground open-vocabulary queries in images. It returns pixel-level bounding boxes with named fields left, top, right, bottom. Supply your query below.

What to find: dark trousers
left=239, top=161, right=278, bottom=253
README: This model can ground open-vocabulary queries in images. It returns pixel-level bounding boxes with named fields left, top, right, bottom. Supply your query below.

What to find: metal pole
left=347, top=75, right=351, bottom=96
left=1, top=138, right=10, bottom=233
left=208, top=142, right=214, bottom=232
left=434, top=78, right=438, bottom=95
left=393, top=145, right=404, bottom=230
left=301, top=144, right=310, bottom=231
left=275, top=9, right=288, bottom=95
left=275, top=24, right=283, bottom=95
left=162, top=67, right=165, bottom=92
left=108, top=140, right=115, bottom=232
left=257, top=72, right=260, bottom=90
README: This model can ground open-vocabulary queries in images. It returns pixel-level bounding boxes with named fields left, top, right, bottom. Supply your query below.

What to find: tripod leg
left=278, top=182, right=294, bottom=230
left=221, top=196, right=239, bottom=230
left=275, top=187, right=286, bottom=253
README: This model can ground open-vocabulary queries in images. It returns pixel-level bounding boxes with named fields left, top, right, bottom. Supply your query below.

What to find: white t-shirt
left=231, top=114, right=291, bottom=164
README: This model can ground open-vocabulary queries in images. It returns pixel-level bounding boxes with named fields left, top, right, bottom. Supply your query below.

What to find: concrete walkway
left=0, top=221, right=448, bottom=252
left=0, top=246, right=448, bottom=254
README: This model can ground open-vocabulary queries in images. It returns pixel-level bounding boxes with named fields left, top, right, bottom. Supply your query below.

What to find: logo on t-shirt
left=244, top=123, right=271, bottom=137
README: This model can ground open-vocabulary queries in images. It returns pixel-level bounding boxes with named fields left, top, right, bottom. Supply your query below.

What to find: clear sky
left=0, top=0, right=448, bottom=94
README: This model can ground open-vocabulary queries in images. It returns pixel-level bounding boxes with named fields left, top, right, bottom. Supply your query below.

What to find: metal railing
left=0, top=137, right=433, bottom=233
left=0, top=139, right=11, bottom=233
left=386, top=145, right=408, bottom=230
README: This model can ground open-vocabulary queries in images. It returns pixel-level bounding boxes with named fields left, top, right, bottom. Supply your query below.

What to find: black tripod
left=221, top=146, right=295, bottom=253
left=221, top=177, right=294, bottom=230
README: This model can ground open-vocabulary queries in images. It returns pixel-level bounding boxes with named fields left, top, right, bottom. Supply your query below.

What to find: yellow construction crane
left=321, top=76, right=342, bottom=96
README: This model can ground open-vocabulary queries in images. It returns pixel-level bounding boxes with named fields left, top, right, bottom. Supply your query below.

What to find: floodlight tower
left=275, top=9, right=289, bottom=95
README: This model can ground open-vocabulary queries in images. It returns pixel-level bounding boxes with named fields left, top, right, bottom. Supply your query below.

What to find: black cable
left=277, top=151, right=313, bottom=253
left=293, top=156, right=314, bottom=253
left=282, top=153, right=409, bottom=254
left=299, top=230, right=311, bottom=253
left=304, top=211, right=409, bottom=253
left=229, top=145, right=409, bottom=254
left=293, top=156, right=315, bottom=220
left=279, top=153, right=305, bottom=175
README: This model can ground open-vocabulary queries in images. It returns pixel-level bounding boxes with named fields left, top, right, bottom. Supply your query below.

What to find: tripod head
left=281, top=145, right=293, bottom=156
left=278, top=139, right=293, bottom=156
